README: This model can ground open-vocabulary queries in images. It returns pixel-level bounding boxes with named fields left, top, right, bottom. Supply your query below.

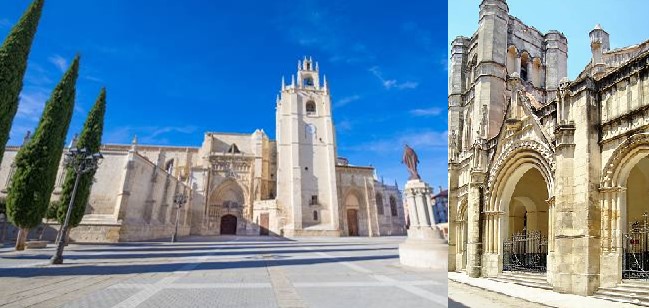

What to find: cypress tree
left=57, top=88, right=106, bottom=228
left=6, top=55, right=79, bottom=250
left=0, top=0, right=45, bottom=166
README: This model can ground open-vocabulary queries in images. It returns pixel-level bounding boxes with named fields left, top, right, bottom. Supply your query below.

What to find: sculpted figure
left=402, top=144, right=420, bottom=180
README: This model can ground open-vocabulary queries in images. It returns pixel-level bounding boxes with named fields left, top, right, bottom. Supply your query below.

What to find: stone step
left=488, top=273, right=552, bottom=291
left=594, top=280, right=649, bottom=307
left=592, top=292, right=649, bottom=307
left=599, top=286, right=649, bottom=296
left=498, top=272, right=549, bottom=284
left=620, top=280, right=649, bottom=289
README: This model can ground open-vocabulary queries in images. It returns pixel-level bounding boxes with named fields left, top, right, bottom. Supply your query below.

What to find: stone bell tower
left=275, top=56, right=340, bottom=236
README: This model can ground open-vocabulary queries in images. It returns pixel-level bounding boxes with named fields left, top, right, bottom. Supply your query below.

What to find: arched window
left=165, top=159, right=174, bottom=173
left=375, top=193, right=384, bottom=215
left=520, top=52, right=530, bottom=81
left=389, top=196, right=398, bottom=216
left=313, top=210, right=318, bottom=221
left=304, top=76, right=314, bottom=86
left=306, top=101, right=316, bottom=114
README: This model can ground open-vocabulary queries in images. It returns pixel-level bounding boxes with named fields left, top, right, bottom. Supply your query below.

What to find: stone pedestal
left=399, top=179, right=448, bottom=269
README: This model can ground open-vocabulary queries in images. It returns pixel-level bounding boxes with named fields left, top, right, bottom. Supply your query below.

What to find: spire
left=291, top=74, right=295, bottom=87
left=297, top=60, right=301, bottom=71
left=130, top=134, right=138, bottom=152
left=315, top=61, right=319, bottom=71
left=281, top=76, right=285, bottom=91
left=68, top=133, right=78, bottom=149
left=323, top=74, right=328, bottom=91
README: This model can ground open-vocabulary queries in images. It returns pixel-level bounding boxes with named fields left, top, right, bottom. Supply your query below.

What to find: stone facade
left=449, top=0, right=649, bottom=296
left=0, top=57, right=406, bottom=242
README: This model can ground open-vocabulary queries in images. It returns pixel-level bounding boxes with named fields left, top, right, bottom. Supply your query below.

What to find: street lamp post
left=0, top=213, right=6, bottom=244
left=171, top=193, right=187, bottom=243
left=50, top=147, right=102, bottom=265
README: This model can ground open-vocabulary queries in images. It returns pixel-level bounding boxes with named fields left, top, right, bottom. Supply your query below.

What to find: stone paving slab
left=448, top=271, right=635, bottom=308
left=0, top=236, right=445, bottom=308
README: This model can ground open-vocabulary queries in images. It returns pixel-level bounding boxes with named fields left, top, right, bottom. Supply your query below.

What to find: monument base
left=399, top=226, right=448, bottom=269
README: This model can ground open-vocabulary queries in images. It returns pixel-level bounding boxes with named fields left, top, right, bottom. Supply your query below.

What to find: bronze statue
left=402, top=144, right=420, bottom=180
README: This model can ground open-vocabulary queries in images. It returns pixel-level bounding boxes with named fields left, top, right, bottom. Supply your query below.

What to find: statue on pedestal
left=402, top=144, right=420, bottom=180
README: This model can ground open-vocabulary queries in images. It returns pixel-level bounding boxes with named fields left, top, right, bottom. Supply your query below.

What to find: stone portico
left=449, top=0, right=649, bottom=296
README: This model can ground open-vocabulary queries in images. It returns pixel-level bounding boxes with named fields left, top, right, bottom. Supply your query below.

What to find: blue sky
left=0, top=1, right=448, bottom=190
left=449, top=0, right=649, bottom=79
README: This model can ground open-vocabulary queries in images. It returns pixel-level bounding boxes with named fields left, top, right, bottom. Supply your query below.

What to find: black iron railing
left=503, top=230, right=548, bottom=272
left=623, top=214, right=649, bottom=280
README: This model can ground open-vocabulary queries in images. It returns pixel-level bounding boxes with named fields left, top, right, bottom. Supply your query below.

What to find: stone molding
left=601, top=132, right=649, bottom=186
left=486, top=139, right=555, bottom=193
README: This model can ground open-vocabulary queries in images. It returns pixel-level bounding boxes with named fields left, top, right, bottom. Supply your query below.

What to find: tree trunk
left=63, top=227, right=71, bottom=246
left=15, top=228, right=28, bottom=251
left=37, top=223, right=46, bottom=240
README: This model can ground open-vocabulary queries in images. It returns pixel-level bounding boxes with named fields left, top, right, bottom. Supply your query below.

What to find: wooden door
left=260, top=213, right=269, bottom=236
left=220, top=215, right=237, bottom=235
left=347, top=209, right=359, bottom=236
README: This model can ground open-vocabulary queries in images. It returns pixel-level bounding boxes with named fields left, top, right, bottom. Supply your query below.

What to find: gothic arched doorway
left=344, top=192, right=362, bottom=236
left=500, top=166, right=550, bottom=273
left=220, top=215, right=237, bottom=235
left=621, top=155, right=649, bottom=279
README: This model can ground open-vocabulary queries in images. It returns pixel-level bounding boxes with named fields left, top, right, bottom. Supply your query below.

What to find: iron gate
left=623, top=214, right=649, bottom=280
left=503, top=230, right=548, bottom=272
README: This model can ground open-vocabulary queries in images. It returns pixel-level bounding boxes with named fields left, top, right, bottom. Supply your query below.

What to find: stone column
left=399, top=179, right=447, bottom=269
left=466, top=182, right=482, bottom=278
left=407, top=191, right=420, bottom=227
left=448, top=163, right=460, bottom=272
left=599, top=187, right=624, bottom=288
left=414, top=189, right=431, bottom=227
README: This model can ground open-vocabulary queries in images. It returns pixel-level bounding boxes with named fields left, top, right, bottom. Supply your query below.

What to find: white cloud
left=0, top=18, right=11, bottom=29
left=105, top=125, right=198, bottom=145
left=275, top=2, right=375, bottom=64
left=17, top=89, right=49, bottom=121
left=334, top=95, right=361, bottom=108
left=48, top=54, right=68, bottom=73
left=336, top=120, right=353, bottom=132
left=410, top=107, right=443, bottom=117
left=344, top=130, right=448, bottom=154
left=84, top=75, right=103, bottom=83
left=368, top=66, right=418, bottom=90
left=397, top=81, right=419, bottom=90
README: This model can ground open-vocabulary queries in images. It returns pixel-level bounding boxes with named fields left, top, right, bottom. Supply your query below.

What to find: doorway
left=220, top=214, right=237, bottom=235
left=260, top=213, right=269, bottom=236
left=347, top=209, right=359, bottom=236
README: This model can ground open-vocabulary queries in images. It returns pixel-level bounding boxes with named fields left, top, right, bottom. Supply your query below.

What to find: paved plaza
left=0, top=236, right=446, bottom=308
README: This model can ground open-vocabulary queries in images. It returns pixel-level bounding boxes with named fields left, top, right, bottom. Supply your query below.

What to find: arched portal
left=209, top=180, right=245, bottom=235
left=617, top=155, right=649, bottom=280
left=600, top=135, right=649, bottom=283
left=500, top=167, right=550, bottom=272
left=220, top=215, right=237, bottom=235
left=344, top=192, right=361, bottom=236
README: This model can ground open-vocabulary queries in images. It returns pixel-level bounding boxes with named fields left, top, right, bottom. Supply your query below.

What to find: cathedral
left=449, top=0, right=649, bottom=296
left=0, top=57, right=406, bottom=242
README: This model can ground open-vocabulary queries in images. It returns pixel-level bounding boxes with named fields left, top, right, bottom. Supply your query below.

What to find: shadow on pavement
left=0, top=254, right=399, bottom=278
left=0, top=246, right=396, bottom=261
